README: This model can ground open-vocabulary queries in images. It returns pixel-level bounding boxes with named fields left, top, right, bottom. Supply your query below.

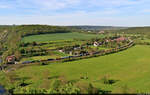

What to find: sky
left=0, top=0, right=150, bottom=26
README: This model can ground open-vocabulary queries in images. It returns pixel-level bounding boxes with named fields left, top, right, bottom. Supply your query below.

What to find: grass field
left=1, top=45, right=150, bottom=93
left=141, top=38, right=150, bottom=43
left=21, top=55, right=59, bottom=62
left=21, top=32, right=105, bottom=42
left=20, top=51, right=69, bottom=62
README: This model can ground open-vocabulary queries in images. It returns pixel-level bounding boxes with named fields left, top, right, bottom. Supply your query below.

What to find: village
left=3, top=35, right=132, bottom=66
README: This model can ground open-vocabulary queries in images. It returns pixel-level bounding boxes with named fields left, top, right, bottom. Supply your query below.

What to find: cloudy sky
left=0, top=0, right=150, bottom=26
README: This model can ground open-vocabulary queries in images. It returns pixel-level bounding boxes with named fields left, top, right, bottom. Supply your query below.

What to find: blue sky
left=0, top=0, right=150, bottom=26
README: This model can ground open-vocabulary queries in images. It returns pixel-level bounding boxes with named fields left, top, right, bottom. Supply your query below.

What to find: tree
left=32, top=41, right=37, bottom=46
left=14, top=50, right=21, bottom=61
left=50, top=79, right=61, bottom=91
left=20, top=48, right=25, bottom=54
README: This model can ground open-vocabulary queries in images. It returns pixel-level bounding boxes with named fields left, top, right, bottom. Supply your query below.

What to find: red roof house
left=115, top=37, right=126, bottom=42
left=6, top=55, right=16, bottom=64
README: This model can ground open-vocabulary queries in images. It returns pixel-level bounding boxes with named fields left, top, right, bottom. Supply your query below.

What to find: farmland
left=1, top=45, right=150, bottom=93
left=19, top=32, right=108, bottom=62
left=22, top=32, right=105, bottom=43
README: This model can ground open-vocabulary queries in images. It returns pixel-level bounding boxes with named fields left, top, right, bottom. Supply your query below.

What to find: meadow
left=1, top=45, right=150, bottom=93
left=22, top=32, right=105, bottom=43
left=20, top=51, right=69, bottom=62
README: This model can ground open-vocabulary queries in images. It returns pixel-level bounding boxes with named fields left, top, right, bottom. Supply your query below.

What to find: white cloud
left=16, top=0, right=81, bottom=10
left=0, top=5, right=9, bottom=8
left=0, top=0, right=150, bottom=26
left=0, top=2, right=11, bottom=9
left=140, top=9, right=150, bottom=13
left=89, top=0, right=147, bottom=6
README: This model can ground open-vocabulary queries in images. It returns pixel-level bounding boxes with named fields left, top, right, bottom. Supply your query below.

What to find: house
left=99, top=31, right=105, bottom=34
left=115, top=37, right=126, bottom=42
left=74, top=47, right=80, bottom=50
left=93, top=41, right=99, bottom=47
left=74, top=51, right=81, bottom=56
left=105, top=39, right=110, bottom=43
left=110, top=39, right=114, bottom=42
left=93, top=41, right=103, bottom=47
left=6, top=55, right=16, bottom=64
left=59, top=50, right=64, bottom=52
left=15, top=61, right=19, bottom=64
left=69, top=51, right=73, bottom=55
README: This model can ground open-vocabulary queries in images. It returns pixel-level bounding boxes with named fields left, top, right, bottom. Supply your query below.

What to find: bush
left=40, top=62, right=47, bottom=65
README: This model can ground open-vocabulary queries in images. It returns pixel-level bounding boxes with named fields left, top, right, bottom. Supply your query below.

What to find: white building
left=93, top=41, right=99, bottom=47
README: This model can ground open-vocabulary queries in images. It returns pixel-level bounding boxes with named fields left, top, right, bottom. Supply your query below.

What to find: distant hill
left=15, top=25, right=72, bottom=37
left=0, top=25, right=127, bottom=33
left=67, top=25, right=127, bottom=31
left=0, top=25, right=13, bottom=33
left=108, top=27, right=150, bottom=35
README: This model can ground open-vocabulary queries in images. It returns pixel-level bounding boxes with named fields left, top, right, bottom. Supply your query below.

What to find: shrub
left=40, top=62, right=47, bottom=65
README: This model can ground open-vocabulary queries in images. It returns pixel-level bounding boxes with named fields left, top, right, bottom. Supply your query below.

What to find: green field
left=141, top=38, right=150, bottom=43
left=21, top=32, right=105, bottom=42
left=1, top=45, right=150, bottom=93
left=20, top=51, right=69, bottom=62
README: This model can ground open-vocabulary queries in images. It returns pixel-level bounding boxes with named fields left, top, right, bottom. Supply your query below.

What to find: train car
left=56, top=58, right=61, bottom=60
left=47, top=58, right=55, bottom=61
left=112, top=49, right=115, bottom=51
left=74, top=55, right=80, bottom=57
left=69, top=56, right=74, bottom=58
left=73, top=55, right=81, bottom=58
left=61, top=56, right=70, bottom=59
left=80, top=54, right=84, bottom=56
left=22, top=61, right=32, bottom=64
left=40, top=59, right=48, bottom=62
left=86, top=53, right=90, bottom=56
left=70, top=56, right=75, bottom=58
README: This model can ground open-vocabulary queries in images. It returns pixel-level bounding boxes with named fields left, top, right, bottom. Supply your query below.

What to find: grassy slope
left=21, top=32, right=104, bottom=43
left=1, top=45, right=150, bottom=93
